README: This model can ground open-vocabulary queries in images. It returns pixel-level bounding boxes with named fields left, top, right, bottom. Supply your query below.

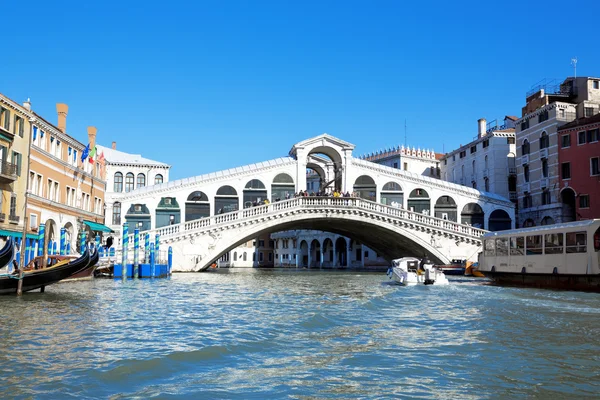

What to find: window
left=566, top=231, right=586, bottom=253
left=459, top=150, right=466, bottom=158
left=587, top=128, right=599, bottom=143
left=591, top=157, right=600, bottom=176
left=155, top=174, right=163, bottom=185
left=526, top=235, right=543, bottom=255
left=125, top=173, right=134, bottom=192
left=544, top=233, right=564, bottom=254
left=9, top=194, right=16, bottom=217
left=112, top=202, right=121, bottom=225
left=521, top=120, right=529, bottom=131
left=542, top=159, right=548, bottom=178
left=484, top=177, right=489, bottom=191
left=538, top=110, right=548, bottom=123
left=507, top=137, right=515, bottom=144
left=584, top=107, right=594, bottom=118
left=524, top=165, right=530, bottom=182
left=561, top=134, right=571, bottom=148
left=510, top=237, right=525, bottom=255
left=403, top=162, right=408, bottom=171
left=562, top=162, right=571, bottom=179
left=578, top=131, right=586, bottom=145
left=30, top=213, right=38, bottom=230
left=470, top=145, right=476, bottom=154
left=579, top=195, right=589, bottom=208
left=541, top=189, right=551, bottom=205
left=496, top=238, right=508, bottom=256
left=11, top=151, right=22, bottom=176
left=484, top=239, right=495, bottom=256
left=393, top=162, right=398, bottom=168
left=483, top=139, right=489, bottom=148
left=15, top=116, right=24, bottom=137
left=559, top=108, right=565, bottom=118
left=594, top=80, right=599, bottom=89
left=114, top=172, right=123, bottom=192
left=522, top=139, right=530, bottom=155
left=137, top=173, right=146, bottom=188
left=523, top=192, right=532, bottom=208
left=540, top=132, right=549, bottom=149
left=1, top=108, right=10, bottom=130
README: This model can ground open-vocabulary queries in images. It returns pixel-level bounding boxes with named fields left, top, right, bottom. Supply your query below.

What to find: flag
left=81, top=144, right=90, bottom=163
left=98, top=152, right=106, bottom=179
left=88, top=146, right=97, bottom=164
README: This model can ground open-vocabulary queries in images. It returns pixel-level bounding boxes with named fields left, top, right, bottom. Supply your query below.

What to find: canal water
left=1, top=270, right=599, bottom=399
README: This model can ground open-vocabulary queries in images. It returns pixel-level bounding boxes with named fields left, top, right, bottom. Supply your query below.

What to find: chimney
left=56, top=103, right=68, bottom=132
left=87, top=126, right=97, bottom=148
left=23, top=98, right=31, bottom=111
left=478, top=118, right=487, bottom=137
left=112, top=141, right=116, bottom=150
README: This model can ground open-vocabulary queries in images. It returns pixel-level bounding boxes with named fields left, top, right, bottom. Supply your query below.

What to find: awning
left=83, top=220, right=114, bottom=233
left=0, top=229, right=39, bottom=240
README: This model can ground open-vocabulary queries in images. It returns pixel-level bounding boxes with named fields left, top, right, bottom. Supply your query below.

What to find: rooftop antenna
left=571, top=57, right=578, bottom=79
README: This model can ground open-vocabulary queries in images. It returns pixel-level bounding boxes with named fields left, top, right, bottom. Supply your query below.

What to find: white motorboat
left=387, top=257, right=449, bottom=286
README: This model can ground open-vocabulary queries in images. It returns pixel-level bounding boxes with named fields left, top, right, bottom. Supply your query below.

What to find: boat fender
left=552, top=267, right=558, bottom=275
left=491, top=266, right=495, bottom=273
left=521, top=267, right=526, bottom=274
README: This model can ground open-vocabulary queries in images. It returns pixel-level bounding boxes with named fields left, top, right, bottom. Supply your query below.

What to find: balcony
left=0, top=160, right=17, bottom=183
left=540, top=148, right=548, bottom=159
left=8, top=214, right=19, bottom=224
left=521, top=154, right=529, bottom=165
left=523, top=182, right=531, bottom=192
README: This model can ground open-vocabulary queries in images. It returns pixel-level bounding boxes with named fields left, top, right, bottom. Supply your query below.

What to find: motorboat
left=436, top=259, right=466, bottom=275
left=387, top=257, right=449, bottom=286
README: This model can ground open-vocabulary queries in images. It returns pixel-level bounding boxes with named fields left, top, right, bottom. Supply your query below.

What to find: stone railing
left=123, top=197, right=487, bottom=248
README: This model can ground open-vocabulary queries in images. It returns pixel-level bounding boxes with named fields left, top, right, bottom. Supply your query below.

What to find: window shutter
left=19, top=118, right=24, bottom=137
left=17, top=153, right=22, bottom=176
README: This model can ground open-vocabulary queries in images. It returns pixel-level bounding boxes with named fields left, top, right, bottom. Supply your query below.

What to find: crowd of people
left=246, top=189, right=364, bottom=208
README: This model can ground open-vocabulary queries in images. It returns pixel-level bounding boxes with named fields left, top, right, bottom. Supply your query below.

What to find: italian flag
left=88, top=146, right=97, bottom=163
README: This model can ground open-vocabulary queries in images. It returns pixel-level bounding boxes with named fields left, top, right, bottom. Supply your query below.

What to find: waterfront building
left=359, top=145, right=442, bottom=178
left=99, top=141, right=171, bottom=238
left=557, top=113, right=600, bottom=220
left=439, top=117, right=517, bottom=230
left=0, top=94, right=34, bottom=246
left=28, top=102, right=107, bottom=251
left=516, top=77, right=600, bottom=227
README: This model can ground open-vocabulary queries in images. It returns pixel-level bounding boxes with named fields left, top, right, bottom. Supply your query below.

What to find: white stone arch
left=44, top=218, right=59, bottom=254
left=63, top=222, right=75, bottom=253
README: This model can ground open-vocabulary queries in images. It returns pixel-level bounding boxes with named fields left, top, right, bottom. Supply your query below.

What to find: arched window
left=125, top=173, right=134, bottom=192
left=540, top=131, right=549, bottom=149
left=114, top=172, right=123, bottom=192
left=484, top=155, right=488, bottom=170
left=484, top=177, right=490, bottom=191
left=137, top=173, right=146, bottom=188
left=522, top=139, right=530, bottom=155
left=155, top=174, right=163, bottom=185
left=234, top=252, right=237, bottom=261
left=112, top=202, right=121, bottom=225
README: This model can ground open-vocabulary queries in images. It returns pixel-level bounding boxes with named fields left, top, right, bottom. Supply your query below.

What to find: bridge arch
left=185, top=191, right=209, bottom=222
left=380, top=181, right=403, bottom=208
left=243, top=179, right=267, bottom=207
left=215, top=185, right=238, bottom=214
left=353, top=175, right=376, bottom=201
left=461, top=203, right=484, bottom=228
left=434, top=195, right=457, bottom=221
left=271, top=173, right=295, bottom=201
left=408, top=188, right=430, bottom=215
left=488, top=209, right=511, bottom=231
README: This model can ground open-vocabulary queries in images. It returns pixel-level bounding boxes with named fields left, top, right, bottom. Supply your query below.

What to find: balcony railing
left=521, top=154, right=530, bottom=165
left=540, top=148, right=548, bottom=159
left=0, top=160, right=17, bottom=182
left=541, top=177, right=550, bottom=189
left=523, top=182, right=531, bottom=192
left=8, top=214, right=19, bottom=224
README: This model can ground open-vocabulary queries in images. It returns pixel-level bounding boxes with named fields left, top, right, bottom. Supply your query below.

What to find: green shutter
left=17, top=153, right=21, bottom=176
left=18, top=117, right=24, bottom=137
left=3, top=110, right=9, bottom=130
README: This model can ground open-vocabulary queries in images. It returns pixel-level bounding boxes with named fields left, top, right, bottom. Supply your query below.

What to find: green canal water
left=0, top=270, right=599, bottom=399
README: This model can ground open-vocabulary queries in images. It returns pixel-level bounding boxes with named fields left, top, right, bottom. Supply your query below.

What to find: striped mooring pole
left=144, top=233, right=150, bottom=263
left=80, top=230, right=87, bottom=253
left=168, top=246, right=173, bottom=274
left=121, top=224, right=128, bottom=279
left=149, top=242, right=155, bottom=278
left=155, top=234, right=160, bottom=263
left=60, top=227, right=66, bottom=255
left=133, top=228, right=140, bottom=279
left=95, top=234, right=101, bottom=252
left=37, top=223, right=45, bottom=257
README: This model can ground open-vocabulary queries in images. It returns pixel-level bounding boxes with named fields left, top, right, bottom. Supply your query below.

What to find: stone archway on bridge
left=434, top=195, right=457, bottom=221
left=271, top=173, right=295, bottom=201
left=243, top=179, right=268, bottom=207
left=310, top=239, right=320, bottom=268
left=408, top=188, right=430, bottom=215
left=353, top=175, right=376, bottom=201
left=380, top=182, right=403, bottom=208
left=186, top=191, right=210, bottom=222
left=461, top=203, right=484, bottom=228
left=215, top=185, right=239, bottom=214
left=335, top=237, right=347, bottom=267
left=322, top=238, right=334, bottom=267
left=299, top=240, right=309, bottom=267
left=488, top=209, right=512, bottom=231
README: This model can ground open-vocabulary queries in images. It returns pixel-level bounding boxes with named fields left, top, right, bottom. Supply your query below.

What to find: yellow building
left=0, top=94, right=34, bottom=248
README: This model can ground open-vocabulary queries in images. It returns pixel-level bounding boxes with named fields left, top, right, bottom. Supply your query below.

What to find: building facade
left=516, top=77, right=600, bottom=227
left=0, top=94, right=34, bottom=247
left=557, top=113, right=600, bottom=221
left=28, top=103, right=107, bottom=252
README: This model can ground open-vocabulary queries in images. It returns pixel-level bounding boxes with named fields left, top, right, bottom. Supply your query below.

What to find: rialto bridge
left=108, top=134, right=515, bottom=271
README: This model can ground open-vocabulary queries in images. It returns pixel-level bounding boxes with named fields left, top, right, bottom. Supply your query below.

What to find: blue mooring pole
left=150, top=242, right=155, bottom=278
left=144, top=233, right=150, bottom=263
left=168, top=246, right=173, bottom=274
left=133, top=228, right=140, bottom=279
left=60, top=227, right=66, bottom=255
left=37, top=223, right=45, bottom=257
left=122, top=224, right=128, bottom=279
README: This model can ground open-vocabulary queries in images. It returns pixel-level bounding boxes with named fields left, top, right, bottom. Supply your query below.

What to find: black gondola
left=0, top=237, right=14, bottom=270
left=0, top=247, right=91, bottom=295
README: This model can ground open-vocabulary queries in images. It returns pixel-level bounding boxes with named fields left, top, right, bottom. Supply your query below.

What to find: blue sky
left=2, top=0, right=598, bottom=180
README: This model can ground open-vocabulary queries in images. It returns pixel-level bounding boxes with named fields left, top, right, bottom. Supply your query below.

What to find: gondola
left=63, top=246, right=100, bottom=281
left=0, top=237, right=14, bottom=270
left=0, top=247, right=91, bottom=295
